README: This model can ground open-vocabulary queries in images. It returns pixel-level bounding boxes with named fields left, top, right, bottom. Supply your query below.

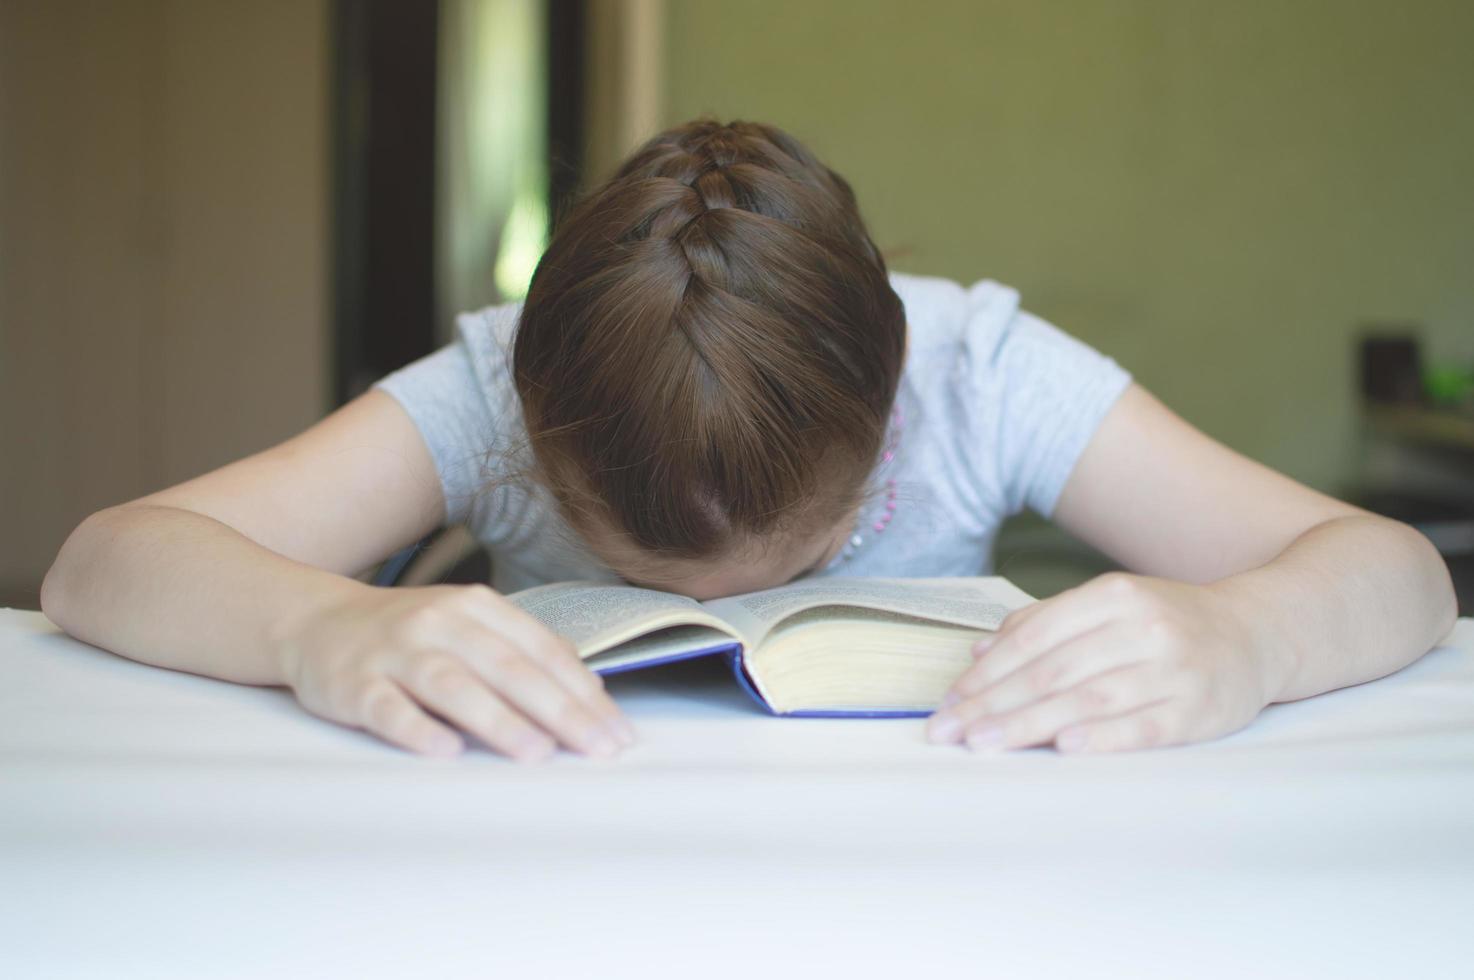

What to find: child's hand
left=926, top=572, right=1280, bottom=754
left=277, top=583, right=635, bottom=761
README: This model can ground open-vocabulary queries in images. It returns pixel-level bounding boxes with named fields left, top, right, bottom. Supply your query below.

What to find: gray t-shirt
left=373, top=270, right=1132, bottom=594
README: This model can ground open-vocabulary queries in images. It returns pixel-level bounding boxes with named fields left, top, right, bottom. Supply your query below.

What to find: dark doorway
left=331, top=0, right=587, bottom=404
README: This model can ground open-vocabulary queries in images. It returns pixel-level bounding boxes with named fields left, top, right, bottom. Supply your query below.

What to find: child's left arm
left=928, top=383, right=1460, bottom=753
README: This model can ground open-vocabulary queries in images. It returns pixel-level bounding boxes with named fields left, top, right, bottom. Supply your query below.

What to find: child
left=42, top=119, right=1457, bottom=762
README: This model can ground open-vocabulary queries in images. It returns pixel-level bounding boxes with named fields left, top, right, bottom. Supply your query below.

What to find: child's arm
left=41, top=391, right=632, bottom=761
left=928, top=382, right=1458, bottom=753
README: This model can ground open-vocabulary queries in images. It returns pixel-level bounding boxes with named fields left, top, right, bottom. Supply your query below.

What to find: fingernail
left=938, top=691, right=961, bottom=710
left=972, top=637, right=995, bottom=657
left=965, top=725, right=1005, bottom=752
left=927, top=712, right=962, bottom=744
left=429, top=733, right=464, bottom=757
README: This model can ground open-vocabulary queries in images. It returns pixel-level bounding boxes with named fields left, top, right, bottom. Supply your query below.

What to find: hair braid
left=513, top=118, right=905, bottom=560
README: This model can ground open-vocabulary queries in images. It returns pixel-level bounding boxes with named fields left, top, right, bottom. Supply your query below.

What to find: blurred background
left=2, top=0, right=1471, bottom=610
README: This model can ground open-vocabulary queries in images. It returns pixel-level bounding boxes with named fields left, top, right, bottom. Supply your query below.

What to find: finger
left=957, top=664, right=1169, bottom=752
left=394, top=657, right=559, bottom=763
left=990, top=595, right=1050, bottom=636
left=351, top=679, right=465, bottom=758
left=930, top=621, right=1111, bottom=744
left=1055, top=700, right=1189, bottom=754
left=459, top=592, right=636, bottom=744
left=437, top=627, right=623, bottom=759
left=967, top=600, right=1047, bottom=658
left=951, top=575, right=1137, bottom=698
left=954, top=621, right=1145, bottom=721
left=502, top=627, right=635, bottom=745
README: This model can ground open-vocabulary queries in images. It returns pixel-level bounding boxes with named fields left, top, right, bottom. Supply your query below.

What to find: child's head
left=513, top=118, right=905, bottom=598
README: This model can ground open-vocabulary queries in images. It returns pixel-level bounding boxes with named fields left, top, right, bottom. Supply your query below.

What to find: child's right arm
left=40, top=390, right=633, bottom=762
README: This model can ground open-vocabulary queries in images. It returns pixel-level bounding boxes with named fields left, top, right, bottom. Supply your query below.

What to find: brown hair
left=512, top=118, right=906, bottom=561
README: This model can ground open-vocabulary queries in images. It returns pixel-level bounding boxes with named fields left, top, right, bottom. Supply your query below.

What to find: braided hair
left=513, top=118, right=906, bottom=560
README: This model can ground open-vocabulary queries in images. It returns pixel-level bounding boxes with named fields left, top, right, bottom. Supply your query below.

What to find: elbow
left=1385, top=516, right=1461, bottom=638
left=40, top=518, right=85, bottom=628
left=38, top=562, right=64, bottom=626
left=1433, top=560, right=1461, bottom=638
left=40, top=554, right=72, bottom=631
left=39, top=506, right=116, bottom=629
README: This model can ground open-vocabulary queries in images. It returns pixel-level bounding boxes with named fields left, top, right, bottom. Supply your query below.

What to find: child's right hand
left=277, top=583, right=634, bottom=762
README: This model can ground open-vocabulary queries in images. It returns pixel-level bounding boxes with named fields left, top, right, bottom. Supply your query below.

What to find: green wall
left=661, top=0, right=1474, bottom=495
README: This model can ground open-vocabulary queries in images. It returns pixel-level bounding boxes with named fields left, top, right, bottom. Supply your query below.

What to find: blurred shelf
left=1364, top=403, right=1474, bottom=453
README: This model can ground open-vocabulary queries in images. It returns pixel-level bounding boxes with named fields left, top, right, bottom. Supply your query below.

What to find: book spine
left=723, top=647, right=779, bottom=715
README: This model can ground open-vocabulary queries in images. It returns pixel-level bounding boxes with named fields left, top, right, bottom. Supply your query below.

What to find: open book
left=508, top=577, right=1036, bottom=717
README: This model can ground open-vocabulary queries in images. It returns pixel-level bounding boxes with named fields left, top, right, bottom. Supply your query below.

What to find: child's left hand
left=925, top=572, right=1282, bottom=754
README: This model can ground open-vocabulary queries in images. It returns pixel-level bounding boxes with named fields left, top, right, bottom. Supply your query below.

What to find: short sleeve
left=370, top=309, right=517, bottom=528
left=960, top=282, right=1133, bottom=519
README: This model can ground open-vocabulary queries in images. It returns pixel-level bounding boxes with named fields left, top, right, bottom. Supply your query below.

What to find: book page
left=702, top=576, right=1035, bottom=648
left=749, top=606, right=989, bottom=713
left=585, top=625, right=739, bottom=673
left=507, top=581, right=737, bottom=657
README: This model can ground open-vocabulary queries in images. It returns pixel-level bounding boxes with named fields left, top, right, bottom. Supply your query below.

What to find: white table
left=3, top=608, right=1472, bottom=979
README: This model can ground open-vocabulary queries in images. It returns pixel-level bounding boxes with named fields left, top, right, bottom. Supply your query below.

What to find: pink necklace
left=835, top=403, right=903, bottom=563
